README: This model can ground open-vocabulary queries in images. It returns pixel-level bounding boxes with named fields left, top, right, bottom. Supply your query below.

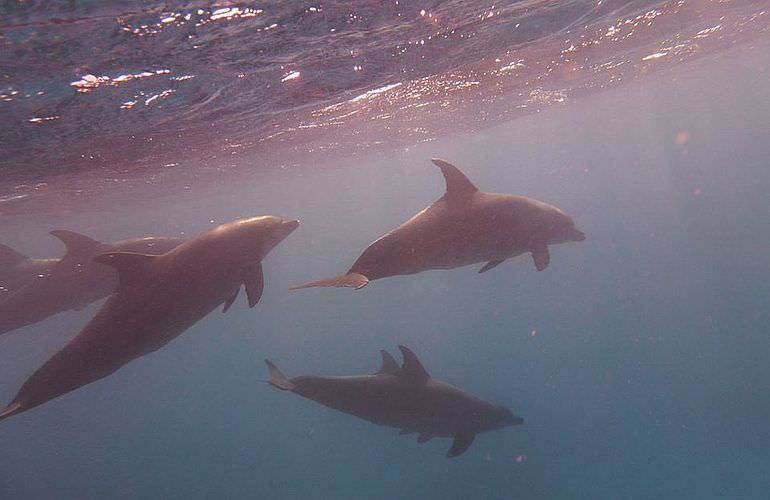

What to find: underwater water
left=1, top=1, right=769, bottom=499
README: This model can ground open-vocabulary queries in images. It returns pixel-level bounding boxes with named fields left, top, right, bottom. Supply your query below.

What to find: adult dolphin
left=265, top=346, right=524, bottom=457
left=0, top=231, right=184, bottom=336
left=291, top=158, right=585, bottom=290
left=0, top=216, right=298, bottom=421
left=0, top=243, right=58, bottom=297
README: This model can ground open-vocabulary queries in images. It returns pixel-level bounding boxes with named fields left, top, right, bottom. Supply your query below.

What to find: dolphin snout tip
left=283, top=219, right=300, bottom=231
left=573, top=229, right=586, bottom=241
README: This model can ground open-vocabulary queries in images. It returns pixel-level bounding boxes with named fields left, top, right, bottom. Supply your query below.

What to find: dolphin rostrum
left=265, top=345, right=524, bottom=457
left=0, top=231, right=184, bottom=336
left=0, top=216, right=299, bottom=421
left=291, top=158, right=585, bottom=290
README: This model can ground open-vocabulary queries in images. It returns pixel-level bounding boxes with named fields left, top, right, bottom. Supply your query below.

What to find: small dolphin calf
left=266, top=346, right=523, bottom=457
left=0, top=243, right=58, bottom=297
left=0, top=231, right=184, bottom=336
left=292, top=158, right=585, bottom=289
left=0, top=216, right=298, bottom=421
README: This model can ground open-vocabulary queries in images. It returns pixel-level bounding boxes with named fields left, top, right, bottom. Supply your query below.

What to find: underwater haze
left=1, top=1, right=770, bottom=499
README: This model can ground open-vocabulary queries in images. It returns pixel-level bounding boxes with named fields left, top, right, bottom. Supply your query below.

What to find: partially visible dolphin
left=0, top=243, right=58, bottom=297
left=0, top=231, right=184, bottom=336
left=291, top=158, right=585, bottom=290
left=265, top=345, right=523, bottom=458
left=0, top=216, right=298, bottom=421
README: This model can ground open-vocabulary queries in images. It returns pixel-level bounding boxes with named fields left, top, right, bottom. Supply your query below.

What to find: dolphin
left=291, top=158, right=585, bottom=290
left=0, top=216, right=299, bottom=421
left=265, top=345, right=523, bottom=457
left=0, top=231, right=184, bottom=336
left=0, top=243, right=58, bottom=297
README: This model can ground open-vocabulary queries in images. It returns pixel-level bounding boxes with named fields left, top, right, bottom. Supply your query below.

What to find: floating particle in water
left=675, top=131, right=690, bottom=144
left=530, top=328, right=537, bottom=337
left=515, top=454, right=527, bottom=463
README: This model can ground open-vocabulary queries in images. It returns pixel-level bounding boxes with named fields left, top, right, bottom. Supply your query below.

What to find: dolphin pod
left=0, top=158, right=586, bottom=458
left=291, top=158, right=585, bottom=290
left=0, top=231, right=185, bottom=336
left=0, top=216, right=299, bottom=422
left=266, top=345, right=524, bottom=457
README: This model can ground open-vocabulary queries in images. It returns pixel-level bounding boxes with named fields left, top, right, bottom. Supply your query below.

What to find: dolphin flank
left=291, top=158, right=585, bottom=290
left=0, top=243, right=58, bottom=298
left=0, top=232, right=185, bottom=336
left=265, top=345, right=523, bottom=458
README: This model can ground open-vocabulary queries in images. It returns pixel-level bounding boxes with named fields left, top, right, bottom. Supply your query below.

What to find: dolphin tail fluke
left=289, top=272, right=369, bottom=290
left=265, top=360, right=295, bottom=391
left=0, top=402, right=22, bottom=422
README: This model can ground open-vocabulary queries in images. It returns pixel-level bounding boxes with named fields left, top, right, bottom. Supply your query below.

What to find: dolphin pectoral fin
left=431, top=158, right=479, bottom=204
left=289, top=272, right=369, bottom=290
left=243, top=263, right=264, bottom=308
left=265, top=360, right=295, bottom=391
left=222, top=287, right=240, bottom=313
left=94, top=252, right=157, bottom=289
left=0, top=402, right=23, bottom=422
left=50, top=230, right=103, bottom=261
left=447, top=429, right=476, bottom=458
left=397, top=345, right=430, bottom=385
left=376, top=350, right=400, bottom=374
left=478, top=259, right=505, bottom=273
left=0, top=243, right=28, bottom=268
left=531, top=244, right=550, bottom=271
left=417, top=433, right=434, bottom=444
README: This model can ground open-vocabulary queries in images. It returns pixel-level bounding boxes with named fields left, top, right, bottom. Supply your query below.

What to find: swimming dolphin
left=0, top=216, right=299, bottom=421
left=265, top=345, right=523, bottom=457
left=0, top=231, right=184, bottom=336
left=291, top=158, right=585, bottom=290
left=0, top=243, right=58, bottom=297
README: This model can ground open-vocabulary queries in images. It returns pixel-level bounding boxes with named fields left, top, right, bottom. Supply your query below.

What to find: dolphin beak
left=511, top=415, right=524, bottom=426
left=572, top=229, right=586, bottom=241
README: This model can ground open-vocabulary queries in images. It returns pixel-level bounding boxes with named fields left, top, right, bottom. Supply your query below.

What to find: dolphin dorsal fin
left=0, top=243, right=28, bottom=268
left=398, top=345, right=430, bottom=385
left=431, top=158, right=478, bottom=203
left=93, top=251, right=157, bottom=289
left=50, top=230, right=103, bottom=261
left=377, top=350, right=400, bottom=374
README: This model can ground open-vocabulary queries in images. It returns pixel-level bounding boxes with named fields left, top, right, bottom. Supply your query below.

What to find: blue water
left=2, top=1, right=770, bottom=499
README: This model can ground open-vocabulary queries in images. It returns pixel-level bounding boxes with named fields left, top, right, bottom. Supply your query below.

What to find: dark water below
left=1, top=1, right=769, bottom=499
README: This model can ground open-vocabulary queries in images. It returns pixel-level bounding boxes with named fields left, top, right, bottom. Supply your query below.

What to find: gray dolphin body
left=0, top=243, right=58, bottom=297
left=0, top=216, right=299, bottom=421
left=292, top=158, right=585, bottom=290
left=266, top=346, right=523, bottom=457
left=0, top=232, right=185, bottom=336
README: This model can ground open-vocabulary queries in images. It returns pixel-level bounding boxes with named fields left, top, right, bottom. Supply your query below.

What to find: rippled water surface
left=1, top=0, right=767, bottom=211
